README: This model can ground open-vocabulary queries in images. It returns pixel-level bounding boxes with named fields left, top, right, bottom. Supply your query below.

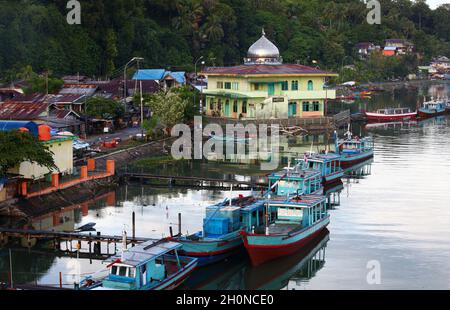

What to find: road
left=83, top=127, right=143, bottom=144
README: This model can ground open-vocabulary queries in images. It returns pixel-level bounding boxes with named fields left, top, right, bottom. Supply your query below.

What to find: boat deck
left=268, top=223, right=303, bottom=235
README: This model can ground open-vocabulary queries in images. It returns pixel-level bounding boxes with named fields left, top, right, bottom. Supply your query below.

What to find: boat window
left=129, top=267, right=136, bottom=278
left=111, top=265, right=118, bottom=275
left=118, top=266, right=127, bottom=277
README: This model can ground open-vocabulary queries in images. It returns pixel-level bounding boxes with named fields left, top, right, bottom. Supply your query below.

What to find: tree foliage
left=0, top=0, right=450, bottom=79
left=142, top=90, right=190, bottom=128
left=0, top=131, right=56, bottom=176
left=85, top=97, right=125, bottom=119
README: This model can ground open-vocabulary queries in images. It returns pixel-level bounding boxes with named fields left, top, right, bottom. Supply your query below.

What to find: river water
left=1, top=82, right=450, bottom=290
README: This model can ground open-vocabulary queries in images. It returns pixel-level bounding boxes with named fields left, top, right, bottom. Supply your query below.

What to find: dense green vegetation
left=85, top=97, right=125, bottom=119
left=0, top=0, right=449, bottom=81
left=0, top=131, right=56, bottom=175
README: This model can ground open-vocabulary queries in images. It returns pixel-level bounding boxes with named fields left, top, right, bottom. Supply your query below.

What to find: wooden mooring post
left=132, top=211, right=136, bottom=240
left=178, top=213, right=182, bottom=236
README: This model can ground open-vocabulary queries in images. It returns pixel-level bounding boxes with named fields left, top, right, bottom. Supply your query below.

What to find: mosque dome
left=245, top=29, right=282, bottom=65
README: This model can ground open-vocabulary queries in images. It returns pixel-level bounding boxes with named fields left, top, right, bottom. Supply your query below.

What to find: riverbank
left=0, top=177, right=117, bottom=219
left=359, top=79, right=448, bottom=90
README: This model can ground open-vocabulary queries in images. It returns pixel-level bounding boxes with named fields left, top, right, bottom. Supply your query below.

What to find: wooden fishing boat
left=244, top=230, right=329, bottom=290
left=364, top=107, right=417, bottom=122
left=418, top=99, right=446, bottom=118
left=80, top=240, right=198, bottom=290
left=176, top=166, right=322, bottom=267
left=296, top=153, right=344, bottom=185
left=268, top=166, right=322, bottom=196
left=241, top=194, right=330, bottom=266
left=175, top=196, right=266, bottom=266
left=334, top=129, right=374, bottom=169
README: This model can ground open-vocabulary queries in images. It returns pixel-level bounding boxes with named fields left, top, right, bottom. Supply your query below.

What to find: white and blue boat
left=418, top=98, right=446, bottom=118
left=175, top=195, right=267, bottom=266
left=241, top=194, right=330, bottom=266
left=295, top=153, right=344, bottom=185
left=334, top=129, right=374, bottom=169
left=80, top=240, right=198, bottom=290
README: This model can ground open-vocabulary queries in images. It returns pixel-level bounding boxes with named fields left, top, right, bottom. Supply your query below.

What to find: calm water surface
left=1, top=83, right=450, bottom=289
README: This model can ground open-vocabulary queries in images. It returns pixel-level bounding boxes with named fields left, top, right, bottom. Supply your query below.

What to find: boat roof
left=300, top=152, right=341, bottom=162
left=242, top=194, right=326, bottom=211
left=270, top=194, right=326, bottom=208
left=240, top=200, right=267, bottom=213
left=269, top=167, right=321, bottom=180
left=105, top=240, right=181, bottom=267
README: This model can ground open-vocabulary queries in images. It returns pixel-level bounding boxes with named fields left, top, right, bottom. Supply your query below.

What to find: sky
left=426, top=0, right=449, bottom=9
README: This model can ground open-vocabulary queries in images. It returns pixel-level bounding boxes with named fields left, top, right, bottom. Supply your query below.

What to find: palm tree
left=201, top=14, right=224, bottom=42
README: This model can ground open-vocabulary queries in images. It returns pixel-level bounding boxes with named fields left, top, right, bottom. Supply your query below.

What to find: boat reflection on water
left=244, top=229, right=329, bottom=290
left=180, top=230, right=329, bottom=290
left=343, top=158, right=374, bottom=180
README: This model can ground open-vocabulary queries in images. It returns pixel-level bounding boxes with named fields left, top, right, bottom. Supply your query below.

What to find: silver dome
left=245, top=29, right=282, bottom=65
left=247, top=34, right=280, bottom=58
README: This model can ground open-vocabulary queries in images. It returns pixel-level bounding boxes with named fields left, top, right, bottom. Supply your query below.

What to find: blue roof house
left=133, top=69, right=186, bottom=90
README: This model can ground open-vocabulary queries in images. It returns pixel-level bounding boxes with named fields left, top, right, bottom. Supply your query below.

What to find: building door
left=224, top=101, right=230, bottom=117
left=288, top=102, right=297, bottom=117
left=268, top=83, right=275, bottom=96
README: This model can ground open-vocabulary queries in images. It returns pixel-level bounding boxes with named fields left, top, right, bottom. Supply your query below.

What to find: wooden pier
left=122, top=173, right=268, bottom=190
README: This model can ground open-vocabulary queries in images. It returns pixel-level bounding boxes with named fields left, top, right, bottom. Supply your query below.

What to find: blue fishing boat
left=241, top=194, right=329, bottom=266
left=418, top=98, right=446, bottom=118
left=80, top=240, right=198, bottom=290
left=268, top=167, right=323, bottom=196
left=296, top=153, right=344, bottom=185
left=334, top=129, right=374, bottom=169
left=175, top=195, right=265, bottom=266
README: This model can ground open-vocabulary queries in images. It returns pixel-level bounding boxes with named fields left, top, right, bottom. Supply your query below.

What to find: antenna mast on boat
left=122, top=226, right=127, bottom=261
left=229, top=184, right=233, bottom=207
left=266, top=195, right=270, bottom=236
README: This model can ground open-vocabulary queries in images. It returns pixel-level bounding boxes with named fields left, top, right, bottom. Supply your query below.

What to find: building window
left=291, top=80, right=299, bottom=91
left=218, top=99, right=222, bottom=111
left=313, top=101, right=320, bottom=111
left=233, top=100, right=238, bottom=113
left=254, top=83, right=260, bottom=91
left=225, top=82, right=231, bottom=89
left=242, top=100, right=247, bottom=114
left=281, top=81, right=288, bottom=91
left=232, top=82, right=239, bottom=90
left=303, top=101, right=310, bottom=112
left=217, top=81, right=223, bottom=89
left=307, top=80, right=314, bottom=91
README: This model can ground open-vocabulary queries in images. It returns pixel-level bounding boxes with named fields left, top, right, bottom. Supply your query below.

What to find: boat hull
left=151, top=257, right=198, bottom=290
left=418, top=109, right=446, bottom=119
left=340, top=150, right=374, bottom=169
left=323, top=171, right=344, bottom=185
left=241, top=216, right=330, bottom=266
left=177, top=231, right=243, bottom=266
left=364, top=111, right=417, bottom=122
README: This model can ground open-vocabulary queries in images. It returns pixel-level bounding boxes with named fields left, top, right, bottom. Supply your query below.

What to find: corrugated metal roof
left=164, top=71, right=186, bottom=84
left=133, top=69, right=166, bottom=81
left=59, top=84, right=98, bottom=96
left=0, top=102, right=48, bottom=120
left=202, top=64, right=336, bottom=76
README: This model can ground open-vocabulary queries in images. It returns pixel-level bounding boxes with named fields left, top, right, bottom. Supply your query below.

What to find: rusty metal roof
left=202, top=64, right=336, bottom=76
left=0, top=102, right=49, bottom=120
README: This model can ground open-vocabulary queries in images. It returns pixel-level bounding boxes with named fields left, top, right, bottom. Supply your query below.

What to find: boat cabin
left=376, top=108, right=411, bottom=115
left=296, top=153, right=343, bottom=179
left=422, top=101, right=445, bottom=111
left=259, top=195, right=327, bottom=234
left=86, top=241, right=193, bottom=290
left=268, top=167, right=322, bottom=196
left=337, top=136, right=374, bottom=155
